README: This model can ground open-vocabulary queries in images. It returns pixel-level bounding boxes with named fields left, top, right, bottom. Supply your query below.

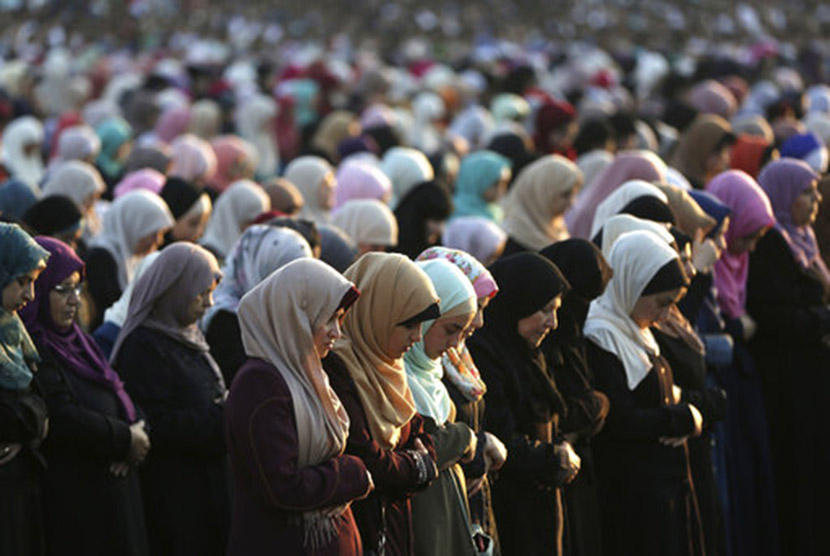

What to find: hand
left=109, top=462, right=131, bottom=477
left=128, top=420, right=151, bottom=464
left=413, top=437, right=429, bottom=457
left=688, top=403, right=703, bottom=437
left=693, top=232, right=720, bottom=273
left=461, top=430, right=478, bottom=464
left=466, top=476, right=485, bottom=497
left=482, top=432, right=507, bottom=472
left=739, top=314, right=757, bottom=341
left=554, top=441, right=580, bottom=485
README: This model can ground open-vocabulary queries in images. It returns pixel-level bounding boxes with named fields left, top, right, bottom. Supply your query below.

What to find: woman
left=322, top=253, right=441, bottom=556
left=415, top=247, right=505, bottom=552
left=199, top=180, right=270, bottom=262
left=539, top=239, right=613, bottom=556
left=21, top=237, right=150, bottom=556
left=202, top=225, right=313, bottom=384
left=159, top=177, right=213, bottom=246
left=467, top=252, right=576, bottom=556
left=394, top=181, right=453, bottom=260
left=332, top=199, right=399, bottom=257
left=22, top=196, right=84, bottom=252
left=670, top=115, right=734, bottom=189
left=404, top=259, right=479, bottom=556
left=41, top=160, right=107, bottom=241
left=333, top=159, right=393, bottom=210
left=1, top=116, right=45, bottom=193
left=284, top=155, right=337, bottom=225
left=589, top=180, right=670, bottom=240
left=113, top=168, right=167, bottom=199
left=0, top=178, right=38, bottom=222
left=584, top=231, right=703, bottom=556
left=85, top=189, right=174, bottom=329
left=0, top=223, right=49, bottom=556
left=208, top=136, right=257, bottom=195
left=750, top=158, right=830, bottom=555
left=168, top=134, right=218, bottom=188
left=235, top=94, right=279, bottom=180
left=381, top=147, right=435, bottom=208
left=111, top=243, right=229, bottom=556
left=95, top=117, right=133, bottom=197
left=225, top=258, right=374, bottom=555
left=442, top=216, right=507, bottom=266
left=501, top=155, right=583, bottom=255
left=451, top=150, right=512, bottom=222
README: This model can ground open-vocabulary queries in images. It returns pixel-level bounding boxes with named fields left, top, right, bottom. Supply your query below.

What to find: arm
left=226, top=365, right=370, bottom=511
left=0, top=386, right=48, bottom=444
left=423, top=416, right=475, bottom=471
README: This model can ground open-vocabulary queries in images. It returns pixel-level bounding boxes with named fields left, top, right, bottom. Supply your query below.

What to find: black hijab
left=393, top=181, right=452, bottom=259
left=23, top=195, right=83, bottom=237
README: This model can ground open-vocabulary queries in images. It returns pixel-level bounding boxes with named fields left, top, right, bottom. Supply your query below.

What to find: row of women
left=3, top=148, right=828, bottom=556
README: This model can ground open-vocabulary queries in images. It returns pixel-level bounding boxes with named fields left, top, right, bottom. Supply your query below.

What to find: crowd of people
left=3, top=6, right=830, bottom=556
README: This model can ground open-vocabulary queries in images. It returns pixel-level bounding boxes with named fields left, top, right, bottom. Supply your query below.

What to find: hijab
left=154, top=105, right=191, bottom=143
left=188, top=99, right=221, bottom=140
left=0, top=223, right=49, bottom=390
left=200, top=180, right=270, bottom=259
left=41, top=160, right=106, bottom=211
left=452, top=150, right=512, bottom=222
left=441, top=216, right=507, bottom=265
left=334, top=252, right=439, bottom=449
left=95, top=117, right=132, bottom=182
left=1, top=116, right=45, bottom=192
left=655, top=183, right=716, bottom=238
left=331, top=199, right=398, bottom=248
left=169, top=134, right=218, bottom=184
left=124, top=144, right=171, bottom=175
left=567, top=150, right=667, bottom=239
left=584, top=231, right=686, bottom=389
left=381, top=146, right=436, bottom=207
left=102, top=252, right=161, bottom=328
left=731, top=134, right=772, bottom=178
left=502, top=155, right=583, bottom=250
left=757, top=158, right=829, bottom=282
left=600, top=214, right=674, bottom=260
left=590, top=179, right=669, bottom=239
left=110, top=242, right=223, bottom=365
left=0, top=179, right=38, bottom=221
left=202, top=225, right=312, bottom=329
left=113, top=168, right=166, bottom=199
left=688, top=190, right=731, bottom=238
left=263, top=178, right=304, bottom=216
left=688, top=80, right=738, bottom=118
left=333, top=159, right=392, bottom=210
left=160, top=177, right=205, bottom=220
left=20, top=237, right=136, bottom=421
left=311, top=110, right=359, bottom=163
left=209, top=135, right=258, bottom=194
left=52, top=125, right=101, bottom=166
left=706, top=170, right=775, bottom=318
left=235, top=93, right=279, bottom=179
left=393, top=181, right=453, bottom=260
left=318, top=224, right=357, bottom=273
left=23, top=196, right=83, bottom=238
left=670, top=114, right=733, bottom=187
left=284, top=156, right=335, bottom=224
left=405, top=260, right=476, bottom=425
left=88, top=189, right=174, bottom=289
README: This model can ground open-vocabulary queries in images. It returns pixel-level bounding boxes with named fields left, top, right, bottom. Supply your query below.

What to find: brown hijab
left=670, top=114, right=732, bottom=187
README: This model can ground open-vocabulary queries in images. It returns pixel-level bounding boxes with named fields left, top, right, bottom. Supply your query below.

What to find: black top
left=204, top=309, right=246, bottom=387
left=85, top=247, right=122, bottom=330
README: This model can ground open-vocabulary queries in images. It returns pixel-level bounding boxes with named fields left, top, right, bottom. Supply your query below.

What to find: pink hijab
left=706, top=170, right=775, bottom=318
left=113, top=168, right=167, bottom=199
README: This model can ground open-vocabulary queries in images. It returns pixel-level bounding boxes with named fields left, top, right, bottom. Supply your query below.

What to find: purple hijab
left=756, top=158, right=830, bottom=283
left=706, top=170, right=775, bottom=319
left=20, top=237, right=137, bottom=421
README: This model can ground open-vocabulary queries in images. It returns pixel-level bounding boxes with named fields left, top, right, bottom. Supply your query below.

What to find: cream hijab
left=331, top=199, right=398, bottom=248
left=589, top=179, right=669, bottom=239
left=334, top=253, right=439, bottom=449
left=501, top=154, right=583, bottom=250
left=284, top=156, right=334, bottom=225
left=238, top=258, right=354, bottom=466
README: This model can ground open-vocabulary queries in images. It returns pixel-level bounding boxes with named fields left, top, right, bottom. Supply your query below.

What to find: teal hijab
left=452, top=150, right=512, bottom=222
left=1, top=223, right=49, bottom=390
left=95, top=117, right=132, bottom=180
left=404, top=259, right=476, bottom=425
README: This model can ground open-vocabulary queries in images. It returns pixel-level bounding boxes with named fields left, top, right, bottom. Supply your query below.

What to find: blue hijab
left=452, top=150, right=512, bottom=222
left=0, top=179, right=38, bottom=221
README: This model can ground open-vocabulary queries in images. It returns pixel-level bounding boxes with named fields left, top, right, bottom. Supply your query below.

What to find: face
left=791, top=179, right=822, bottom=227
left=49, top=271, right=82, bottom=329
left=133, top=229, right=166, bottom=256
left=482, top=168, right=511, bottom=203
left=383, top=322, right=423, bottom=360
left=317, top=172, right=336, bottom=211
left=469, top=295, right=492, bottom=332
left=423, top=313, right=475, bottom=359
left=706, top=147, right=731, bottom=177
left=550, top=187, right=578, bottom=218
left=424, top=219, right=445, bottom=246
left=172, top=206, right=211, bottom=243
left=313, top=308, right=345, bottom=359
left=82, top=191, right=100, bottom=214
left=2, top=266, right=44, bottom=313
left=517, top=295, right=562, bottom=349
left=678, top=242, right=696, bottom=280
left=713, top=216, right=730, bottom=252
left=182, top=281, right=218, bottom=325
left=630, top=286, right=686, bottom=329
left=728, top=226, right=767, bottom=254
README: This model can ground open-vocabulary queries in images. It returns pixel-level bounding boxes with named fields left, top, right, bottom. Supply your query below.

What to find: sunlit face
left=517, top=295, right=562, bottom=349
left=630, top=286, right=686, bottom=329
left=313, top=308, right=345, bottom=359
left=424, top=219, right=445, bottom=246
left=791, top=179, right=822, bottom=227
left=469, top=295, right=492, bottom=332
left=182, top=281, right=218, bottom=325
left=678, top=242, right=696, bottom=280
left=550, top=187, right=578, bottom=218
left=1, top=266, right=44, bottom=313
left=172, top=204, right=211, bottom=243
left=713, top=217, right=730, bottom=252
left=728, top=226, right=768, bottom=255
left=707, top=147, right=731, bottom=177
left=81, top=191, right=100, bottom=215
left=133, top=229, right=167, bottom=256
left=49, top=271, right=82, bottom=329
left=318, top=172, right=337, bottom=211
left=384, top=322, right=423, bottom=360
left=423, top=312, right=475, bottom=359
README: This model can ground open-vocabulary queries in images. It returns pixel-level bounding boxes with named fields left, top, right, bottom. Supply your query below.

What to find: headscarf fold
left=0, top=223, right=49, bottom=390
left=584, top=231, right=684, bottom=389
left=20, top=238, right=136, bottom=421
left=200, top=180, right=270, bottom=259
left=208, top=135, right=258, bottom=194
left=590, top=180, right=669, bottom=239
left=452, top=150, right=512, bottom=222
left=706, top=170, right=775, bottom=318
left=334, top=253, right=439, bottom=449
left=600, top=214, right=674, bottom=259
left=501, top=154, right=583, bottom=250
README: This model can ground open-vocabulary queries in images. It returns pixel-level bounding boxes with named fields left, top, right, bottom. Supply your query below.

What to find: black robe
left=586, top=341, right=703, bottom=556
left=35, top=341, right=149, bottom=556
left=115, top=326, right=230, bottom=556
left=747, top=227, right=830, bottom=555
left=84, top=247, right=122, bottom=330
left=204, top=309, right=246, bottom=387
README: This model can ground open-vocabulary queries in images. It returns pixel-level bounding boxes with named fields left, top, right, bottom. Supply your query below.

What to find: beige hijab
left=501, top=154, right=583, bottom=250
left=334, top=252, right=439, bottom=449
left=670, top=114, right=732, bottom=186
left=238, top=258, right=353, bottom=466
left=331, top=199, right=399, bottom=247
left=654, top=183, right=716, bottom=238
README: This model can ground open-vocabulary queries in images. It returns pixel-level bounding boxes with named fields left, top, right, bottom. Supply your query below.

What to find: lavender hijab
left=756, top=158, right=830, bottom=283
left=19, top=237, right=136, bottom=421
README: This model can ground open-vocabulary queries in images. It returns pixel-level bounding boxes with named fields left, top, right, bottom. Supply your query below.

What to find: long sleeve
left=0, top=385, right=48, bottom=443
left=225, top=360, right=370, bottom=512
left=422, top=416, right=475, bottom=471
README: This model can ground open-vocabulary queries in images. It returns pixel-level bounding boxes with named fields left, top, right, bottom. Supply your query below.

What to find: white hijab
left=235, top=94, right=279, bottom=179
left=284, top=156, right=334, bottom=225
left=331, top=199, right=398, bottom=248
left=2, top=116, right=45, bottom=193
left=600, top=214, right=674, bottom=260
left=199, top=180, right=270, bottom=259
left=589, top=179, right=669, bottom=239
left=584, top=230, right=680, bottom=390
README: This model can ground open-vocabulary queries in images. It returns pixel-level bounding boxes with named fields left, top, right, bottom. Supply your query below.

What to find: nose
left=472, top=309, right=484, bottom=330
left=330, top=320, right=342, bottom=342
left=203, top=292, right=214, bottom=309
left=411, top=326, right=423, bottom=344
left=23, top=282, right=35, bottom=302
left=546, top=310, right=558, bottom=331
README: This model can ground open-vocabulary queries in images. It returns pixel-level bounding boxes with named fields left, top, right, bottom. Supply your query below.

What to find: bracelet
left=408, top=450, right=428, bottom=485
